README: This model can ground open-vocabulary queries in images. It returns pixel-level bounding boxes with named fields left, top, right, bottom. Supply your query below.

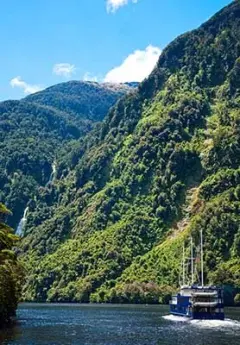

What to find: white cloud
left=53, top=63, right=76, bottom=78
left=10, top=76, right=43, bottom=94
left=104, top=45, right=161, bottom=83
left=83, top=72, right=99, bottom=82
left=106, top=0, right=138, bottom=13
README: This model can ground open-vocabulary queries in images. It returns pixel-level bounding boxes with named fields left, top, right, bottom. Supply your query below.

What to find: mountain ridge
left=25, top=81, right=135, bottom=121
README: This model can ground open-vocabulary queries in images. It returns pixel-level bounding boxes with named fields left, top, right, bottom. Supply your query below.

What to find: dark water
left=0, top=304, right=240, bottom=345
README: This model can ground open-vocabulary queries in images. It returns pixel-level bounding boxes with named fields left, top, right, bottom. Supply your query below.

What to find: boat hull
left=192, top=312, right=224, bottom=320
left=170, top=310, right=224, bottom=320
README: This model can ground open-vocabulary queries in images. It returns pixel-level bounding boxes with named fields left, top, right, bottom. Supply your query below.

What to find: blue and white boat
left=169, top=231, right=224, bottom=320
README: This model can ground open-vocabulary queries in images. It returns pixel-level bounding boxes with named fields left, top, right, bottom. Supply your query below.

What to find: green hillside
left=0, top=203, right=23, bottom=324
left=0, top=82, right=131, bottom=229
left=25, top=81, right=133, bottom=122
left=20, top=1, right=240, bottom=304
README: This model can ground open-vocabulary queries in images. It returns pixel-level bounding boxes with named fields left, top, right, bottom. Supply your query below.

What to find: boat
left=169, top=230, right=224, bottom=320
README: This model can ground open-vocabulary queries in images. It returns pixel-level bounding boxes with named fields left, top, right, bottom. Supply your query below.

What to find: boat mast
left=182, top=243, right=185, bottom=286
left=201, top=229, right=204, bottom=287
left=191, top=236, right=194, bottom=285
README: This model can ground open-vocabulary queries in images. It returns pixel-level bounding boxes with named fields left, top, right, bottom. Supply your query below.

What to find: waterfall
left=48, top=161, right=57, bottom=185
left=16, top=206, right=29, bottom=236
left=15, top=161, right=57, bottom=236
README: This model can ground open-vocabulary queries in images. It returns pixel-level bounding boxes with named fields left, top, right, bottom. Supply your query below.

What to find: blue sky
left=1, top=0, right=232, bottom=100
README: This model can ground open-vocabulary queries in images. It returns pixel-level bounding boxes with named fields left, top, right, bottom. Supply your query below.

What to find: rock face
left=0, top=81, right=133, bottom=229
left=19, top=2, right=240, bottom=304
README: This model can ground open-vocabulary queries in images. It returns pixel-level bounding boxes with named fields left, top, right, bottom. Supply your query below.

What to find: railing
left=192, top=301, right=218, bottom=307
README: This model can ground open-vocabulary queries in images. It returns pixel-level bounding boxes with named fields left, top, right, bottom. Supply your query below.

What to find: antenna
left=178, top=268, right=181, bottom=288
left=201, top=229, right=204, bottom=287
left=191, top=236, right=194, bottom=285
left=182, top=242, right=185, bottom=286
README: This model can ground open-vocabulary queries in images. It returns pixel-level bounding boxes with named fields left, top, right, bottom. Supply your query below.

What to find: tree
left=0, top=203, right=23, bottom=325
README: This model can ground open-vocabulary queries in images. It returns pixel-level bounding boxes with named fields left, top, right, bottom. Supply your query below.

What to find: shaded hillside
left=20, top=2, right=240, bottom=304
left=0, top=82, right=131, bottom=228
left=25, top=81, right=134, bottom=121
left=0, top=203, right=23, bottom=324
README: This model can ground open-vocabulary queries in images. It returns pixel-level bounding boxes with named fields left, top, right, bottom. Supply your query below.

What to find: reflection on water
left=0, top=304, right=240, bottom=345
left=0, top=322, right=22, bottom=345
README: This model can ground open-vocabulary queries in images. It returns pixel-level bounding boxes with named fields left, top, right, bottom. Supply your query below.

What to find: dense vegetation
left=0, top=203, right=22, bottom=325
left=15, top=2, right=240, bottom=304
left=0, top=82, right=132, bottom=229
left=26, top=81, right=132, bottom=122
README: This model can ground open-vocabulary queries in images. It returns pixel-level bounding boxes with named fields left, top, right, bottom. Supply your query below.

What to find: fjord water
left=0, top=304, right=240, bottom=345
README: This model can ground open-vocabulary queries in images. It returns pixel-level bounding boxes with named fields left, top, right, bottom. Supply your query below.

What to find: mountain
left=0, top=81, right=133, bottom=229
left=25, top=81, right=133, bottom=122
left=20, top=2, right=240, bottom=304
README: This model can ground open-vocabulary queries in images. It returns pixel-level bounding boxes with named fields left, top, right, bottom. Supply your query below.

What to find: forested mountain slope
left=20, top=1, right=240, bottom=304
left=0, top=82, right=132, bottom=228
left=25, top=81, right=132, bottom=122
left=0, top=203, right=23, bottom=324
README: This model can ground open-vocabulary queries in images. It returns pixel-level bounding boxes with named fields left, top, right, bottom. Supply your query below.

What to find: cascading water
left=15, top=161, right=57, bottom=237
left=16, top=206, right=29, bottom=236
left=47, top=161, right=57, bottom=185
